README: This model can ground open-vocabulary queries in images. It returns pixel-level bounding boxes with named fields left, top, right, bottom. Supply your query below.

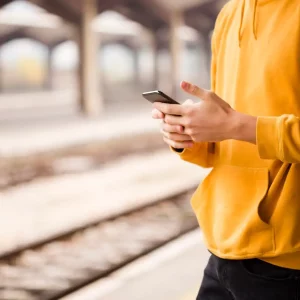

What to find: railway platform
left=61, top=230, right=209, bottom=300
left=0, top=89, right=154, bottom=158
left=1, top=148, right=209, bottom=256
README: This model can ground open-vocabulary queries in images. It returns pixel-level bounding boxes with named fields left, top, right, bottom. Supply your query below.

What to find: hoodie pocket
left=191, top=165, right=275, bottom=258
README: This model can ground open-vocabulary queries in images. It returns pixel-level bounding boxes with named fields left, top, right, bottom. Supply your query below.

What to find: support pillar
left=44, top=46, right=54, bottom=90
left=170, top=10, right=184, bottom=99
left=0, top=46, right=2, bottom=93
left=132, top=47, right=140, bottom=85
left=78, top=0, right=102, bottom=116
left=199, top=29, right=213, bottom=89
left=203, top=30, right=213, bottom=75
left=151, top=32, right=160, bottom=89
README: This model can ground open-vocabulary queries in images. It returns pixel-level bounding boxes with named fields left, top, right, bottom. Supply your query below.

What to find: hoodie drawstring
left=238, top=0, right=246, bottom=47
left=238, top=0, right=258, bottom=47
left=252, top=0, right=258, bottom=39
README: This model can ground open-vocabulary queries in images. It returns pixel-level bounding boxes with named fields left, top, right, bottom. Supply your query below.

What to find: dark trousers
left=197, top=253, right=300, bottom=300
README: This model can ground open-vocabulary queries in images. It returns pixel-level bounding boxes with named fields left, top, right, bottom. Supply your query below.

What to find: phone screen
left=142, top=91, right=180, bottom=105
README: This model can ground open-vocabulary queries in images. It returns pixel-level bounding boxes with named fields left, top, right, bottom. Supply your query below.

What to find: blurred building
left=0, top=0, right=226, bottom=117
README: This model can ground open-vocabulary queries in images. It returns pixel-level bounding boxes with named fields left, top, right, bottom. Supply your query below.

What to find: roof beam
left=50, top=38, right=69, bottom=48
left=98, top=0, right=128, bottom=13
left=184, top=0, right=220, bottom=33
left=138, top=0, right=170, bottom=23
left=0, top=28, right=46, bottom=46
left=113, top=6, right=156, bottom=31
left=114, top=2, right=167, bottom=32
left=185, top=12, right=215, bottom=33
left=28, top=0, right=79, bottom=25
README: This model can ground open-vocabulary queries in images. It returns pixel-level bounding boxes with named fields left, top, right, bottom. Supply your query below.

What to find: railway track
left=0, top=132, right=164, bottom=191
left=0, top=188, right=198, bottom=300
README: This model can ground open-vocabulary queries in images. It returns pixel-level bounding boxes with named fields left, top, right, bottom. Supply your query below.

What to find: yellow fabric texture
left=173, top=0, right=300, bottom=269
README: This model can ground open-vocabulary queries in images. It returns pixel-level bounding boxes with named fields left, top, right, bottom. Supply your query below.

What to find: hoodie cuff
left=171, top=147, right=184, bottom=153
left=256, top=116, right=281, bottom=160
left=170, top=146, right=188, bottom=155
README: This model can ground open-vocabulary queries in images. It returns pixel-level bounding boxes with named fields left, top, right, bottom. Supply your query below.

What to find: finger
left=152, top=109, right=164, bottom=119
left=163, top=137, right=194, bottom=149
left=153, top=102, right=185, bottom=116
left=161, top=130, right=192, bottom=142
left=164, top=114, right=184, bottom=126
left=181, top=81, right=207, bottom=100
left=162, top=123, right=184, bottom=134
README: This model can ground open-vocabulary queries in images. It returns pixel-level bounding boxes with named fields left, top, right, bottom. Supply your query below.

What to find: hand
left=153, top=81, right=256, bottom=143
left=152, top=99, right=194, bottom=149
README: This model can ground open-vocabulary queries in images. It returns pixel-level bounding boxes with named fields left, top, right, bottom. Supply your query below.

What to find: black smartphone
left=142, top=90, right=180, bottom=105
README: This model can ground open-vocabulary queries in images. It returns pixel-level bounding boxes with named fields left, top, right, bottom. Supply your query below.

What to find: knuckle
left=190, top=84, right=197, bottom=93
left=164, top=105, right=171, bottom=114
left=185, top=106, right=194, bottom=116
left=176, top=126, right=183, bottom=133
left=163, top=108, right=169, bottom=115
left=184, top=118, right=192, bottom=127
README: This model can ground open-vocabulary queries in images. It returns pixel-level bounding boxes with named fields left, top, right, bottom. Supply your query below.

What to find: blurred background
left=0, top=0, right=226, bottom=299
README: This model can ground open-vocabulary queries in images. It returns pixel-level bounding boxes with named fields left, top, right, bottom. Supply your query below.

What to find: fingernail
left=181, top=81, right=188, bottom=89
left=178, top=126, right=183, bottom=132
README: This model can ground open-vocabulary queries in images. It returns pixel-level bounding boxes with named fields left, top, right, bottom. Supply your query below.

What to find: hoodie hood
left=238, top=0, right=258, bottom=47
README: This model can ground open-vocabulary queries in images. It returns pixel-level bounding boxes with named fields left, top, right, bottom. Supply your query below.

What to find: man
left=152, top=0, right=300, bottom=299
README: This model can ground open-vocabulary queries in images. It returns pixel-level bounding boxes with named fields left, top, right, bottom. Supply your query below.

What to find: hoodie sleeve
left=170, top=142, right=215, bottom=168
left=257, top=115, right=300, bottom=163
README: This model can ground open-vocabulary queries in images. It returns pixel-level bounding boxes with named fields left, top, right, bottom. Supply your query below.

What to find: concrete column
left=170, top=10, right=184, bottom=98
left=78, top=0, right=102, bottom=116
left=0, top=46, right=2, bottom=93
left=98, top=42, right=107, bottom=99
left=44, top=46, right=54, bottom=90
left=203, top=30, right=213, bottom=73
left=132, top=47, right=140, bottom=85
left=152, top=33, right=159, bottom=89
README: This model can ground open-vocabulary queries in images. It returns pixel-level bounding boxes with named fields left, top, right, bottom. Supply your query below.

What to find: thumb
left=181, top=81, right=207, bottom=100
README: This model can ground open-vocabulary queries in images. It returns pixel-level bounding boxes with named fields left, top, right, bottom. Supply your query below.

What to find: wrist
left=229, top=111, right=257, bottom=144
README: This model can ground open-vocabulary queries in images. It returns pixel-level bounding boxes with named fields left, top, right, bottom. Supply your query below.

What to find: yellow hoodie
left=175, top=0, right=300, bottom=269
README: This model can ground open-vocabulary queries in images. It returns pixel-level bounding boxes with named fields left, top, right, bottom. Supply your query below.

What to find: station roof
left=0, top=7, right=149, bottom=48
left=0, top=0, right=226, bottom=48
